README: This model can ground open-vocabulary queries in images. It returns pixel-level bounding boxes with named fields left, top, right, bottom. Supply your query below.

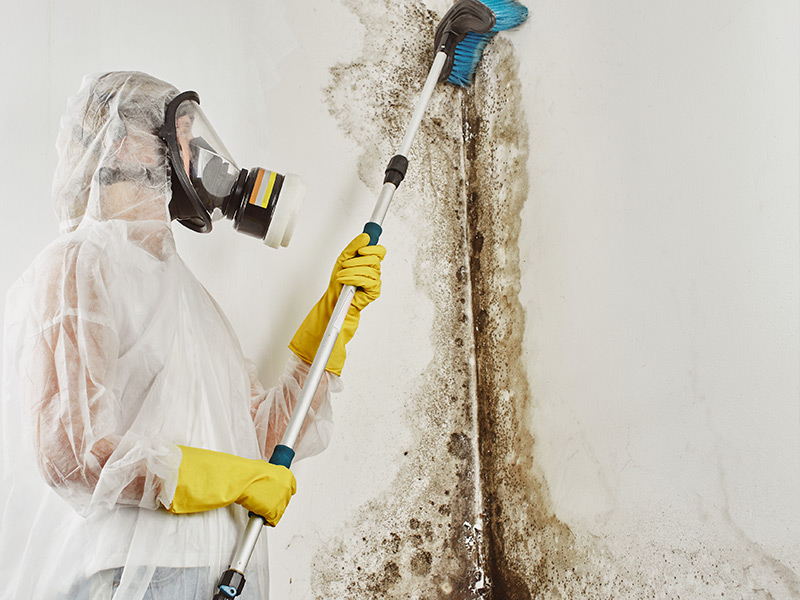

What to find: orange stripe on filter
left=248, top=169, right=266, bottom=206
left=260, top=171, right=277, bottom=209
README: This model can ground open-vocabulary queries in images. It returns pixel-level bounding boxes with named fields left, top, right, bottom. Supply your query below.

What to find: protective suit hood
left=53, top=71, right=178, bottom=234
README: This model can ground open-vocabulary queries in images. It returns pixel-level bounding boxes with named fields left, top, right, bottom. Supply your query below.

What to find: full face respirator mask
left=160, top=91, right=305, bottom=248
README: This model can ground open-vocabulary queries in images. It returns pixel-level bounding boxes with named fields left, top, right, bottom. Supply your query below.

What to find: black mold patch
left=317, top=1, right=484, bottom=598
left=319, top=1, right=603, bottom=597
left=320, top=2, right=800, bottom=599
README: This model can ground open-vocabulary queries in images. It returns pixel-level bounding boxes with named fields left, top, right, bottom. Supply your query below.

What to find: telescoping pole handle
left=213, top=226, right=383, bottom=600
left=213, top=50, right=449, bottom=600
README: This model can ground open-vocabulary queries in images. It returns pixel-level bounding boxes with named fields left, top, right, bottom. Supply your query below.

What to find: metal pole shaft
left=370, top=183, right=398, bottom=227
left=281, top=179, right=399, bottom=447
left=229, top=516, right=266, bottom=573
left=399, top=51, right=448, bottom=157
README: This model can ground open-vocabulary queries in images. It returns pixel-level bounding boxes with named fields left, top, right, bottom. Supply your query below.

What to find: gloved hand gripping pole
left=210, top=50, right=448, bottom=600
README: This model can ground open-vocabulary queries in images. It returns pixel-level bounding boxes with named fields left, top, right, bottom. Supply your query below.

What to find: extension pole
left=211, top=52, right=449, bottom=600
left=281, top=50, right=448, bottom=456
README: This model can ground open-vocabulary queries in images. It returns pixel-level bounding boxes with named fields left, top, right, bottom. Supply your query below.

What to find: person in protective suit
left=0, top=71, right=385, bottom=599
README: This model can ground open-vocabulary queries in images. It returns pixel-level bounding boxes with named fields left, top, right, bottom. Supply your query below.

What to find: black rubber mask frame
left=160, top=90, right=215, bottom=233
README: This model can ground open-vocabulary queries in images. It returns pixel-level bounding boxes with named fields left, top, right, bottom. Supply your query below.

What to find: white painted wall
left=516, top=0, right=800, bottom=592
left=0, top=0, right=797, bottom=597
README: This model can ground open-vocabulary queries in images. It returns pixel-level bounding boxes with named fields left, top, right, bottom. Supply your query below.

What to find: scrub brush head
left=434, top=0, right=529, bottom=87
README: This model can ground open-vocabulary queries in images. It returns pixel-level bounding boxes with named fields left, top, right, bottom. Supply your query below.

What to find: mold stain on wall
left=457, top=34, right=607, bottom=600
left=316, top=0, right=588, bottom=596
left=460, top=39, right=602, bottom=599
left=318, top=1, right=800, bottom=599
left=317, top=1, right=486, bottom=597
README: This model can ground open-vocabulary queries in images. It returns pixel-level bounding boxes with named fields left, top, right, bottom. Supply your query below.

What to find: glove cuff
left=288, top=298, right=357, bottom=377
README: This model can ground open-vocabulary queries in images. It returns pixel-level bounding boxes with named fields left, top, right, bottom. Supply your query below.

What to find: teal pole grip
left=363, top=222, right=382, bottom=245
left=269, top=444, right=295, bottom=468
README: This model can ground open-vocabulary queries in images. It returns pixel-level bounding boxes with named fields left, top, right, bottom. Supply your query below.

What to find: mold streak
left=318, top=1, right=487, bottom=597
left=461, top=41, right=548, bottom=600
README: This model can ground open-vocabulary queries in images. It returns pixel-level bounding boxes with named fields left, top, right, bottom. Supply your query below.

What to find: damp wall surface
left=0, top=1, right=798, bottom=599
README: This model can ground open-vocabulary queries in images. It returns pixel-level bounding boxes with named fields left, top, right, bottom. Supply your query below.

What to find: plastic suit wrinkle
left=250, top=359, right=332, bottom=457
left=27, top=239, right=153, bottom=507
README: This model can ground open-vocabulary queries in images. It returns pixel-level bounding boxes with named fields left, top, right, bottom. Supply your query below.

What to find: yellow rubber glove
left=289, top=233, right=386, bottom=376
left=168, top=446, right=296, bottom=526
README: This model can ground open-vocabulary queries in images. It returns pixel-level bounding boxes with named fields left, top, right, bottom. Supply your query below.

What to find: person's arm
left=248, top=356, right=338, bottom=462
left=22, top=248, right=181, bottom=515
left=23, top=246, right=294, bottom=523
left=249, top=233, right=386, bottom=461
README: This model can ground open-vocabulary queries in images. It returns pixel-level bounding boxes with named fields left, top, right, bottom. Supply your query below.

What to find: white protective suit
left=0, top=71, right=336, bottom=599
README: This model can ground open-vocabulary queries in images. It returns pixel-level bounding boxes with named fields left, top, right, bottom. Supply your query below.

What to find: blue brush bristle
left=482, top=0, right=529, bottom=32
left=447, top=0, right=528, bottom=87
